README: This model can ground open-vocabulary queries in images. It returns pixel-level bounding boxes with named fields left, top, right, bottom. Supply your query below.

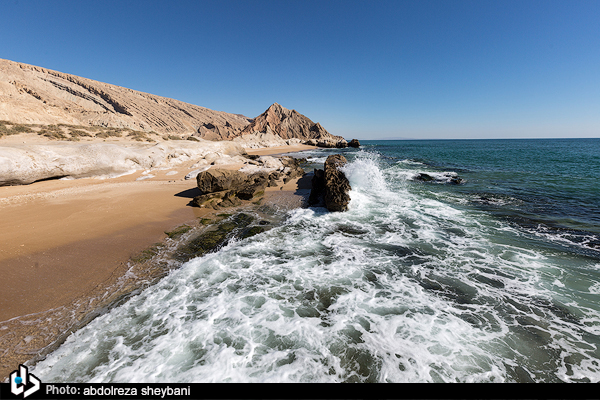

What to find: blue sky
left=1, top=0, right=599, bottom=139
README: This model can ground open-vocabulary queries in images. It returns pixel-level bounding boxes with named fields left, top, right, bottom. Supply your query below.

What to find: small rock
left=414, top=173, right=434, bottom=182
left=348, top=139, right=360, bottom=148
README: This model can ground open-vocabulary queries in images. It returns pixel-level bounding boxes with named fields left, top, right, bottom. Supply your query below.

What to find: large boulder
left=413, top=172, right=464, bottom=185
left=193, top=168, right=274, bottom=208
left=309, top=154, right=351, bottom=211
left=308, top=168, right=326, bottom=207
left=324, top=154, right=351, bottom=211
left=196, top=169, right=250, bottom=194
left=193, top=157, right=307, bottom=209
left=348, top=139, right=360, bottom=148
left=235, top=172, right=269, bottom=200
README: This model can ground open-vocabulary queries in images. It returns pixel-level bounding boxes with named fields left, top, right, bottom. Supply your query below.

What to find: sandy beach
left=0, top=142, right=315, bottom=380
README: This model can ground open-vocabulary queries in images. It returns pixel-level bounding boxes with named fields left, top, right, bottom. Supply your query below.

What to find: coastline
left=0, top=143, right=316, bottom=381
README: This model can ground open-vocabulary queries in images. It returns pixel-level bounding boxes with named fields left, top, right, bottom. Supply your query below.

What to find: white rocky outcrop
left=0, top=140, right=245, bottom=185
left=233, top=132, right=304, bottom=149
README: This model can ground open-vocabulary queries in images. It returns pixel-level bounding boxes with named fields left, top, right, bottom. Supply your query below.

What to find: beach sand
left=0, top=143, right=316, bottom=380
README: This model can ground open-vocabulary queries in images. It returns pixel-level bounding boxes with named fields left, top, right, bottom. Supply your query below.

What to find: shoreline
left=0, top=143, right=317, bottom=381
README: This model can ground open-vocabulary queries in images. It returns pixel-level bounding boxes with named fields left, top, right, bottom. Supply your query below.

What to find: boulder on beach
left=195, top=168, right=268, bottom=204
left=192, top=157, right=307, bottom=208
left=196, top=169, right=251, bottom=194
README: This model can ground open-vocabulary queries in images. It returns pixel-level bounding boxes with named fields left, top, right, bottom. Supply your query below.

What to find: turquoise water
left=34, top=139, right=600, bottom=382
left=361, top=139, right=600, bottom=255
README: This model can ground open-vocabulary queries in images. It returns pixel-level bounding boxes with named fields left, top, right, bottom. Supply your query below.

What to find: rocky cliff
left=0, top=58, right=249, bottom=137
left=0, top=58, right=345, bottom=146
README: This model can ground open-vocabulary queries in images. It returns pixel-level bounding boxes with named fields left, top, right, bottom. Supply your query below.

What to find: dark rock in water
left=241, top=225, right=266, bottom=239
left=324, top=154, right=351, bottom=212
left=414, top=173, right=434, bottom=182
left=308, top=168, right=326, bottom=206
left=308, top=155, right=352, bottom=211
left=413, top=172, right=464, bottom=185
left=177, top=213, right=256, bottom=261
left=348, top=139, right=361, bottom=148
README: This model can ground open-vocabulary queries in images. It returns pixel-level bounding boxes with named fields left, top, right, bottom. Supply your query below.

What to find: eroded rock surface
left=324, top=154, right=351, bottom=212
left=0, top=59, right=343, bottom=147
left=0, top=140, right=245, bottom=185
left=348, top=139, right=361, bottom=148
left=309, top=154, right=351, bottom=212
left=241, top=103, right=347, bottom=148
left=0, top=58, right=249, bottom=137
left=191, top=156, right=307, bottom=209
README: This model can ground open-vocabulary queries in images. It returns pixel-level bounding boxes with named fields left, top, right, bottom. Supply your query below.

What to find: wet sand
left=0, top=143, right=316, bottom=380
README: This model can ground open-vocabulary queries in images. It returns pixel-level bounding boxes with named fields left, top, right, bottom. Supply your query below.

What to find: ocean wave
left=32, top=149, right=600, bottom=383
left=527, top=224, right=600, bottom=255
left=397, top=158, right=425, bottom=165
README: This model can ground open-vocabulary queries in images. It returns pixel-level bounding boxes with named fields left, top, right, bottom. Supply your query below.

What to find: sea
left=33, top=138, right=600, bottom=383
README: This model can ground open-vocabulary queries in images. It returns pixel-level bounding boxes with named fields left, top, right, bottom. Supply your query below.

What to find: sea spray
left=34, top=141, right=600, bottom=382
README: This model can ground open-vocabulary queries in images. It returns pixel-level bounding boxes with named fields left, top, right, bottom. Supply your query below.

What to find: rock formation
left=309, top=154, right=351, bottom=212
left=0, top=140, right=246, bottom=186
left=196, top=169, right=251, bottom=194
left=191, top=156, right=307, bottom=209
left=324, top=154, right=352, bottom=211
left=348, top=139, right=361, bottom=148
left=241, top=103, right=347, bottom=148
left=308, top=168, right=326, bottom=207
left=413, top=172, right=464, bottom=185
left=0, top=58, right=349, bottom=168
left=0, top=58, right=249, bottom=137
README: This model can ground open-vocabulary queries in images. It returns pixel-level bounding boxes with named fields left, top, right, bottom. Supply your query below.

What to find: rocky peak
left=241, top=103, right=347, bottom=147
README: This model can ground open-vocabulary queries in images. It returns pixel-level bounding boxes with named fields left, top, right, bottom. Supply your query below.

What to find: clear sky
left=1, top=0, right=599, bottom=139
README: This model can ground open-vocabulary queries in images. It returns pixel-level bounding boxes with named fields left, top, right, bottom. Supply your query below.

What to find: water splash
left=33, top=150, right=600, bottom=383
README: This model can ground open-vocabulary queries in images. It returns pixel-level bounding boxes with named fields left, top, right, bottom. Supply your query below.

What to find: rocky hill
left=0, top=59, right=346, bottom=147
left=241, top=103, right=347, bottom=147
left=0, top=58, right=249, bottom=138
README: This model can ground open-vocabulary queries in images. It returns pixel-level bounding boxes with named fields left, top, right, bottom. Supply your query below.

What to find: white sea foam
left=526, top=225, right=600, bottom=255
left=33, top=150, right=600, bottom=383
left=397, top=159, right=425, bottom=165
